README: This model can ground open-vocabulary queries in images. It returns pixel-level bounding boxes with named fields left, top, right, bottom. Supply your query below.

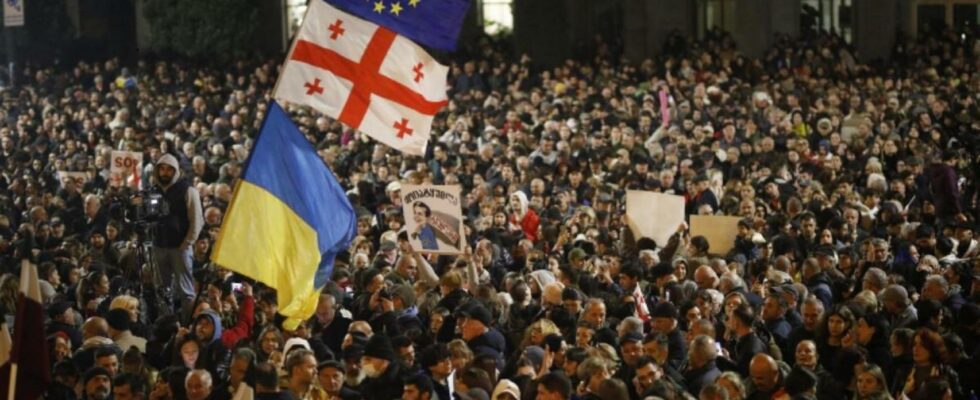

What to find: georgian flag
left=274, top=0, right=449, bottom=156
left=0, top=261, right=51, bottom=399
left=633, top=284, right=650, bottom=322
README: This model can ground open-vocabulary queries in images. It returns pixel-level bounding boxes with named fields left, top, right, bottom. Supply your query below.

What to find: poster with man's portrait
left=400, top=184, right=465, bottom=255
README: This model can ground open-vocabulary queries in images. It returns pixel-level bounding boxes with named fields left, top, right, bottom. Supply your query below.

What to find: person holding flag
left=211, top=101, right=357, bottom=330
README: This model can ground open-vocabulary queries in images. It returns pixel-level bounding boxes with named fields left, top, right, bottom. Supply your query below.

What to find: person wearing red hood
left=153, top=153, right=204, bottom=315
left=508, top=191, right=540, bottom=242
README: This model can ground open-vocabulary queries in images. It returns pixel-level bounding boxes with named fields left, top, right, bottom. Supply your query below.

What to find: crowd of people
left=0, top=21, right=978, bottom=400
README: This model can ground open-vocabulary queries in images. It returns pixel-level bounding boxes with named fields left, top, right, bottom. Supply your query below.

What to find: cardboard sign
left=625, top=191, right=686, bottom=248
left=110, top=151, right=144, bottom=189
left=690, top=215, right=743, bottom=255
left=401, top=184, right=465, bottom=255
left=57, top=171, right=89, bottom=189
left=4, top=0, right=24, bottom=27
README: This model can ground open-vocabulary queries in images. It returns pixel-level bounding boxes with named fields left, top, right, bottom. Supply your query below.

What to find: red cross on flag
left=275, top=0, right=449, bottom=156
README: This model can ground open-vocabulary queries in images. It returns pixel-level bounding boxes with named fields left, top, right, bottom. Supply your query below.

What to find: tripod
left=130, top=221, right=173, bottom=322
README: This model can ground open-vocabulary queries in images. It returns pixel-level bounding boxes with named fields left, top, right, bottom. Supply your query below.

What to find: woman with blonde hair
left=448, top=339, right=474, bottom=371
left=855, top=364, right=892, bottom=400
left=520, top=318, right=560, bottom=349
left=110, top=294, right=140, bottom=321
left=715, top=371, right=747, bottom=400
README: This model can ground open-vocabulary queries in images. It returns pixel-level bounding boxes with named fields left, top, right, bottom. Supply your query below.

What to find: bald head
left=749, top=354, right=778, bottom=391
left=694, top=266, right=718, bottom=289
left=82, top=317, right=109, bottom=340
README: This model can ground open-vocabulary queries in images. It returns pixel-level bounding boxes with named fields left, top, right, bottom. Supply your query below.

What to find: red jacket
left=518, top=209, right=540, bottom=242
left=220, top=295, right=254, bottom=349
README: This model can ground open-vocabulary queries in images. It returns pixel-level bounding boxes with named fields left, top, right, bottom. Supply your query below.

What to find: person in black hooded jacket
left=166, top=309, right=229, bottom=381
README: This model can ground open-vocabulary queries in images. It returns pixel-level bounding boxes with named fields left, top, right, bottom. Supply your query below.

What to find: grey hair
left=619, top=317, right=644, bottom=336
left=690, top=335, right=718, bottom=364
left=185, top=369, right=213, bottom=389
left=576, top=356, right=611, bottom=381
left=924, top=274, right=949, bottom=293
left=863, top=268, right=888, bottom=290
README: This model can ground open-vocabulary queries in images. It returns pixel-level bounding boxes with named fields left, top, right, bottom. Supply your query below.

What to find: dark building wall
left=513, top=0, right=625, bottom=66
left=622, top=0, right=697, bottom=61
left=853, top=0, right=898, bottom=63
left=513, top=0, right=573, bottom=66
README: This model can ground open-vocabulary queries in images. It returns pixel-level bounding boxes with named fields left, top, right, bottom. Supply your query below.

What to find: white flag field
left=273, top=0, right=449, bottom=156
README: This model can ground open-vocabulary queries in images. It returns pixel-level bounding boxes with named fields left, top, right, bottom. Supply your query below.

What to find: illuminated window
left=287, top=0, right=309, bottom=39
left=483, top=0, right=513, bottom=34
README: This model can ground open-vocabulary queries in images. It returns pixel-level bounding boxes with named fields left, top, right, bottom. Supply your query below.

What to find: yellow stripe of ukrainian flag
left=211, top=180, right=322, bottom=324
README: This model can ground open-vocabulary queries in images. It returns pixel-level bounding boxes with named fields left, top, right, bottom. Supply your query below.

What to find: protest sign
left=690, top=215, right=743, bottom=255
left=401, top=184, right=465, bottom=254
left=625, top=191, right=686, bottom=248
left=110, top=151, right=144, bottom=189
left=56, top=171, right=89, bottom=190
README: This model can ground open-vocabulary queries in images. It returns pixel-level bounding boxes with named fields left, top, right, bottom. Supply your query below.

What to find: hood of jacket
left=155, top=154, right=182, bottom=189
left=196, top=309, right=223, bottom=343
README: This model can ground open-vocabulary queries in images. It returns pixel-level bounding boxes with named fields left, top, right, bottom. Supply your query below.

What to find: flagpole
left=7, top=362, right=16, bottom=399
left=271, top=3, right=314, bottom=97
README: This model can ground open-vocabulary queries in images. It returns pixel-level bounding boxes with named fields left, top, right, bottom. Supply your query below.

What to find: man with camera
left=153, top=153, right=203, bottom=314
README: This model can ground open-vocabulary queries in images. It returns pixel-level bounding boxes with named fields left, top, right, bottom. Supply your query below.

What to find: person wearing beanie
left=491, top=378, right=521, bottom=400
left=360, top=335, right=410, bottom=399
left=107, top=307, right=147, bottom=353
left=459, top=303, right=507, bottom=368
left=152, top=152, right=204, bottom=317
left=650, top=302, right=687, bottom=371
left=783, top=365, right=817, bottom=400
left=47, top=300, right=83, bottom=349
left=82, top=366, right=113, bottom=400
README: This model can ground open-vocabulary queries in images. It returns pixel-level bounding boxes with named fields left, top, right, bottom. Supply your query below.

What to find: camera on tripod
left=126, top=190, right=170, bottom=223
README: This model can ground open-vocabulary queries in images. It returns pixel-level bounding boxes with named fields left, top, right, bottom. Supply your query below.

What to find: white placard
left=4, top=0, right=24, bottom=27
left=400, top=184, right=465, bottom=255
left=110, top=150, right=143, bottom=189
left=626, top=190, right=686, bottom=248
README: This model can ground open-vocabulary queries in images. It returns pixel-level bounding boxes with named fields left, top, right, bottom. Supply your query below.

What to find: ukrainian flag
left=211, top=101, right=356, bottom=329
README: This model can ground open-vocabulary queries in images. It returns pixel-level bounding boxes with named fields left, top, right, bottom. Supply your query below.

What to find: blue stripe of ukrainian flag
left=211, top=101, right=356, bottom=329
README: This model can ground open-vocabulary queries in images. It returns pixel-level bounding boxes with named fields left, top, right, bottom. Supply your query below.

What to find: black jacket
left=467, top=328, right=507, bottom=369
left=684, top=359, right=722, bottom=396
left=734, top=331, right=769, bottom=375
left=764, top=316, right=793, bottom=356
left=436, top=289, right=470, bottom=342
left=312, top=314, right=351, bottom=357
left=361, top=361, right=411, bottom=400
left=806, top=273, right=834, bottom=310
left=666, top=328, right=688, bottom=371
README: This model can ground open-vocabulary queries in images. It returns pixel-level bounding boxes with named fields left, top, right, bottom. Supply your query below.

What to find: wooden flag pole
left=8, top=362, right=17, bottom=400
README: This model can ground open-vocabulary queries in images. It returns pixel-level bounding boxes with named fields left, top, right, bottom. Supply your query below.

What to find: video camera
left=109, top=189, right=170, bottom=224
left=127, top=190, right=170, bottom=223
